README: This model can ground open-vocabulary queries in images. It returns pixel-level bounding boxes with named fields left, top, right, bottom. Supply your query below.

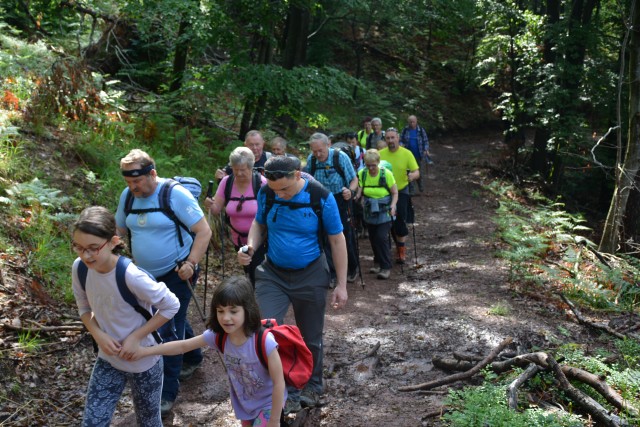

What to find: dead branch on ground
left=560, top=294, right=627, bottom=339
left=397, top=337, right=513, bottom=392
left=507, top=364, right=540, bottom=409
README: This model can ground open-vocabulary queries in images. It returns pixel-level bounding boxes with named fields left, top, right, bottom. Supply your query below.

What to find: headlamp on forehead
left=122, top=164, right=155, bottom=177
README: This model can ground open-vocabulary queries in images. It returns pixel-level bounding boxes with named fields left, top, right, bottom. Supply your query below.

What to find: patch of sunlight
left=398, top=281, right=449, bottom=302
left=431, top=239, right=470, bottom=249
left=452, top=221, right=478, bottom=228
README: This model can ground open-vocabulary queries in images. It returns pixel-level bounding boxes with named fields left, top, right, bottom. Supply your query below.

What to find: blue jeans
left=157, top=269, right=203, bottom=402
left=254, top=255, right=329, bottom=400
left=82, top=357, right=163, bottom=427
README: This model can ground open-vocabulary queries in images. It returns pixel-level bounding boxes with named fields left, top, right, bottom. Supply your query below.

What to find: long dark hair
left=72, top=206, right=125, bottom=253
left=206, top=275, right=261, bottom=337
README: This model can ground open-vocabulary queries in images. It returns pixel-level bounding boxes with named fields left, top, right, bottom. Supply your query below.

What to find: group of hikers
left=70, top=114, right=431, bottom=426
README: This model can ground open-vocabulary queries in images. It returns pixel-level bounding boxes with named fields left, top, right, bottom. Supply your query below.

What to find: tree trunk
left=169, top=19, right=190, bottom=93
left=600, top=2, right=640, bottom=253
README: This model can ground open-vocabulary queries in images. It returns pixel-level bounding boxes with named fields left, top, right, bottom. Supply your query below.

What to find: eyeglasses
left=386, top=127, right=398, bottom=133
left=236, top=195, right=245, bottom=212
left=71, top=239, right=110, bottom=257
left=264, top=169, right=295, bottom=180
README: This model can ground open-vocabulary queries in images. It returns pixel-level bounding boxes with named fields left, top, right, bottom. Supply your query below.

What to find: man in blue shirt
left=400, top=115, right=431, bottom=192
left=238, top=155, right=348, bottom=414
left=116, top=149, right=212, bottom=416
left=305, top=132, right=360, bottom=283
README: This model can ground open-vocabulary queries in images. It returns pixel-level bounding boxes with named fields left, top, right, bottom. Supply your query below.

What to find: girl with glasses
left=71, top=206, right=179, bottom=426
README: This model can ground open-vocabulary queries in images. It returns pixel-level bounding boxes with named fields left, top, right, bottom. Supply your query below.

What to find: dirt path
left=109, top=131, right=582, bottom=426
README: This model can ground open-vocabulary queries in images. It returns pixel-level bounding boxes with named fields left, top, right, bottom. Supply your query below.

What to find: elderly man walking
left=216, top=130, right=272, bottom=180
left=305, top=132, right=360, bottom=283
left=400, top=115, right=431, bottom=192
left=379, top=128, right=420, bottom=264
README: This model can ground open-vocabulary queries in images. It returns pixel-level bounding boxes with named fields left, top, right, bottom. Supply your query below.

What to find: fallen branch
left=1, top=321, right=85, bottom=333
left=349, top=341, right=380, bottom=365
left=560, top=294, right=626, bottom=339
left=398, top=337, right=513, bottom=392
left=546, top=354, right=629, bottom=427
left=423, top=407, right=451, bottom=419
left=507, top=363, right=540, bottom=410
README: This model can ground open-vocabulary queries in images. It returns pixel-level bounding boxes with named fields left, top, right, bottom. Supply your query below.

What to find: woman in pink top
left=206, top=147, right=267, bottom=285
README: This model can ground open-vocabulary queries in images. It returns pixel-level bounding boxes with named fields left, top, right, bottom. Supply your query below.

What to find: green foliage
left=17, top=330, right=43, bottom=353
left=443, top=381, right=583, bottom=426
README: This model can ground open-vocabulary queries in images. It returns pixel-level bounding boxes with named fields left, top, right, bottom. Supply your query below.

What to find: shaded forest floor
left=1, top=130, right=604, bottom=426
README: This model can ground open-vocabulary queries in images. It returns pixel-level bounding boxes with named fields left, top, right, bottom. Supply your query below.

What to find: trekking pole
left=178, top=261, right=206, bottom=322
left=408, top=196, right=419, bottom=268
left=204, top=180, right=214, bottom=313
left=347, top=200, right=364, bottom=289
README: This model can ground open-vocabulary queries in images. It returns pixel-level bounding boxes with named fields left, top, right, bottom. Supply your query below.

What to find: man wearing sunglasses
left=116, top=149, right=212, bottom=416
left=237, top=155, right=348, bottom=414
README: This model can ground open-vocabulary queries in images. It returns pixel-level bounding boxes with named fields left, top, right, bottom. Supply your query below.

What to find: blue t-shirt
left=256, top=179, right=343, bottom=269
left=305, top=149, right=356, bottom=194
left=115, top=178, right=204, bottom=277
left=204, top=329, right=285, bottom=421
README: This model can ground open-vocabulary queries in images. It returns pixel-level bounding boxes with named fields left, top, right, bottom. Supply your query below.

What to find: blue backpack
left=76, top=256, right=162, bottom=344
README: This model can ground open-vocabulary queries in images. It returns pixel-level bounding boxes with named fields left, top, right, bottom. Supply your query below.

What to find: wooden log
left=561, top=294, right=626, bottom=339
left=507, top=364, right=540, bottom=410
left=397, top=337, right=513, bottom=392
left=546, top=354, right=629, bottom=427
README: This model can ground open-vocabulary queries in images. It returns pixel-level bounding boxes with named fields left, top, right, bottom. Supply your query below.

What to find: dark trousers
left=367, top=221, right=393, bottom=269
left=324, top=196, right=358, bottom=277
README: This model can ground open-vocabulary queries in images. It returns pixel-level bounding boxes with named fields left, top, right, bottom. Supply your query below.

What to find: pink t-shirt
left=216, top=175, right=267, bottom=246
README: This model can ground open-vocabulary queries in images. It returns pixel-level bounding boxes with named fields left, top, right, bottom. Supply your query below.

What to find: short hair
left=120, top=149, right=154, bottom=169
left=371, top=117, right=382, bottom=126
left=363, top=116, right=372, bottom=124
left=345, top=132, right=358, bottom=139
left=244, top=130, right=264, bottom=142
left=309, top=132, right=329, bottom=146
left=264, top=155, right=298, bottom=180
left=271, top=136, right=288, bottom=149
left=363, top=149, right=381, bottom=164
left=229, top=146, right=255, bottom=169
left=206, top=276, right=261, bottom=337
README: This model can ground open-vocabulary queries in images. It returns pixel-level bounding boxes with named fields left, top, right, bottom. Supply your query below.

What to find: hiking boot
left=377, top=269, right=391, bottom=280
left=160, top=399, right=174, bottom=417
left=347, top=268, right=359, bottom=283
left=396, top=246, right=406, bottom=264
left=284, top=398, right=302, bottom=415
left=369, top=264, right=381, bottom=274
left=179, top=361, right=202, bottom=381
left=300, top=389, right=321, bottom=408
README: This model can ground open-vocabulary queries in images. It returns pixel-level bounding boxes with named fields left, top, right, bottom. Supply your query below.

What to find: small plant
left=487, top=302, right=510, bottom=316
left=17, top=330, right=42, bottom=353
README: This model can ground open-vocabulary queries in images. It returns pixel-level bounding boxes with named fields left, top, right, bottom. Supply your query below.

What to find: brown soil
left=1, top=130, right=592, bottom=426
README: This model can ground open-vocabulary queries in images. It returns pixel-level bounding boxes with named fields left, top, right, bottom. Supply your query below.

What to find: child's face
left=216, top=305, right=246, bottom=336
left=72, top=231, right=115, bottom=271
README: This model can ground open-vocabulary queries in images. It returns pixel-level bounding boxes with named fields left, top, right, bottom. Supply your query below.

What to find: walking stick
left=204, top=180, right=214, bottom=313
left=347, top=200, right=365, bottom=289
left=409, top=196, right=419, bottom=268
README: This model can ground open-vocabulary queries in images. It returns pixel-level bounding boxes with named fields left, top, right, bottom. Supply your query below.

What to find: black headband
left=122, top=164, right=154, bottom=177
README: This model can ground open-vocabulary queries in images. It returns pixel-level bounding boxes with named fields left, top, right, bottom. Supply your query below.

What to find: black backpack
left=123, top=176, right=201, bottom=250
left=262, top=179, right=328, bottom=250
left=222, top=171, right=263, bottom=240
left=76, top=256, right=162, bottom=344
left=332, top=142, right=358, bottom=172
left=309, top=149, right=349, bottom=186
left=361, top=167, right=391, bottom=194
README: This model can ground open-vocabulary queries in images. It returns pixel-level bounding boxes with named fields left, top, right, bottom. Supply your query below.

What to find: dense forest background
left=1, top=1, right=640, bottom=426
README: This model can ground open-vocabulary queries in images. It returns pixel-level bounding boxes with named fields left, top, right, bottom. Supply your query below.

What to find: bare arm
left=408, top=169, right=420, bottom=183
left=238, top=220, right=267, bottom=266
left=327, top=232, right=348, bottom=309
left=80, top=312, right=121, bottom=356
left=390, top=184, right=398, bottom=217
left=177, top=216, right=212, bottom=280
left=119, top=312, right=173, bottom=359
left=267, top=348, right=285, bottom=427
left=130, top=335, right=208, bottom=361
left=204, top=196, right=224, bottom=215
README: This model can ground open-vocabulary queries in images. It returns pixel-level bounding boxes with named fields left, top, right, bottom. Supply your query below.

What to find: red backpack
left=215, top=319, right=313, bottom=389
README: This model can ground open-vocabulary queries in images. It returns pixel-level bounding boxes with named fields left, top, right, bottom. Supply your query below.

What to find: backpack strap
left=309, top=150, right=347, bottom=187
left=215, top=331, right=228, bottom=353
left=215, top=328, right=268, bottom=370
left=77, top=257, right=162, bottom=344
left=362, top=168, right=390, bottom=195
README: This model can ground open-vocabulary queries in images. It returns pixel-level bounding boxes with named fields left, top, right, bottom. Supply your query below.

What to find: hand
left=237, top=246, right=253, bottom=266
left=341, top=187, right=352, bottom=201
left=330, top=285, right=348, bottom=310
left=95, top=332, right=122, bottom=356
left=176, top=261, right=195, bottom=280
left=390, top=205, right=397, bottom=217
left=215, top=169, right=227, bottom=181
left=119, top=334, right=141, bottom=361
left=204, top=197, right=214, bottom=212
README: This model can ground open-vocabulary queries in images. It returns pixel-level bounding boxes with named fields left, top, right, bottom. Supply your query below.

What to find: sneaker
left=347, top=268, right=359, bottom=283
left=300, top=389, right=321, bottom=408
left=284, top=398, right=302, bottom=415
left=369, top=264, right=381, bottom=274
left=160, top=399, right=174, bottom=417
left=179, top=361, right=202, bottom=380
left=377, top=269, right=391, bottom=279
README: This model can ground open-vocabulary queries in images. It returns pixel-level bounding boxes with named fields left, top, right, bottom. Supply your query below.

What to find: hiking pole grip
left=206, top=180, right=214, bottom=198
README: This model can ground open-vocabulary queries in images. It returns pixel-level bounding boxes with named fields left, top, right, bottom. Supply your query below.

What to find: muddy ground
left=108, top=131, right=589, bottom=426
left=0, top=131, right=594, bottom=426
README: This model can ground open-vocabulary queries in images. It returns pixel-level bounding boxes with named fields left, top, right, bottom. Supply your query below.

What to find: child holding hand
left=130, top=275, right=285, bottom=426
left=71, top=206, right=180, bottom=426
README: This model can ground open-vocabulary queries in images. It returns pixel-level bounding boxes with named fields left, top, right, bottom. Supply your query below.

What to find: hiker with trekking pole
left=355, top=149, right=398, bottom=280
left=379, top=128, right=420, bottom=265
left=115, top=149, right=212, bottom=417
left=205, top=147, right=267, bottom=287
